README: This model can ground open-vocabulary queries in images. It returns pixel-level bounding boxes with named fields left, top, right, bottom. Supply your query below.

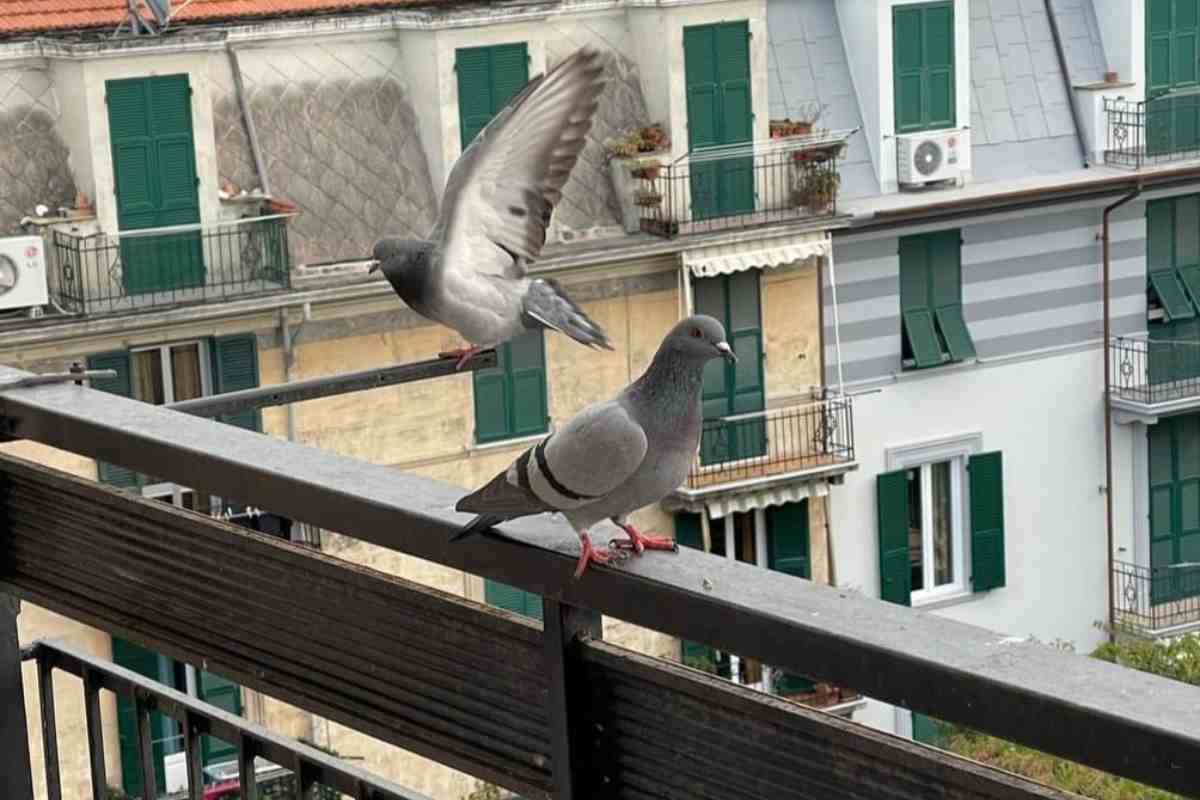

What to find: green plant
left=629, top=158, right=662, bottom=181
left=463, top=783, right=507, bottom=800
left=105, top=788, right=135, bottom=800
left=633, top=188, right=663, bottom=207
left=792, top=167, right=840, bottom=211
left=1092, top=633, right=1200, bottom=686
left=605, top=123, right=670, bottom=157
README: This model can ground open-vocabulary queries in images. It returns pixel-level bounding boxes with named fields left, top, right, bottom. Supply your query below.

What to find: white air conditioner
left=896, top=129, right=966, bottom=187
left=0, top=234, right=49, bottom=312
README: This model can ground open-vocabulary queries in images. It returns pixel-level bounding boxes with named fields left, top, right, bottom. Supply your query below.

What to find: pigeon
left=454, top=315, right=737, bottom=578
left=369, top=47, right=614, bottom=369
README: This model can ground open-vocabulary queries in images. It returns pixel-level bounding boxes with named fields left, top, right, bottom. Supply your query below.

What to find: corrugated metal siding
left=824, top=204, right=1148, bottom=385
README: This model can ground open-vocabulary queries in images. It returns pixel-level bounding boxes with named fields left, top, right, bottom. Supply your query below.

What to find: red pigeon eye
left=691, top=328, right=703, bottom=338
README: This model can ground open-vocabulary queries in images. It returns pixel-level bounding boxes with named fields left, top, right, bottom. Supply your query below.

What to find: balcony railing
left=685, top=395, right=854, bottom=491
left=1112, top=559, right=1200, bottom=636
left=1110, top=336, right=1200, bottom=406
left=637, top=131, right=853, bottom=238
left=1104, top=90, right=1200, bottom=168
left=49, top=214, right=292, bottom=317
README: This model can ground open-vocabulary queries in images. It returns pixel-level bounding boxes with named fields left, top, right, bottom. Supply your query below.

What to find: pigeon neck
left=629, top=345, right=705, bottom=420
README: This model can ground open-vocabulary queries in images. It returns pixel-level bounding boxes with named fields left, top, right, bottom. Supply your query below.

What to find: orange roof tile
left=0, top=0, right=444, bottom=35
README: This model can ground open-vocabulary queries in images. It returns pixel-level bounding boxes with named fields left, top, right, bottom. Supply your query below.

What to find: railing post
left=82, top=668, right=107, bottom=800
left=37, top=650, right=63, bottom=800
left=542, top=599, right=602, bottom=800
left=0, top=594, right=35, bottom=800
left=239, top=733, right=259, bottom=800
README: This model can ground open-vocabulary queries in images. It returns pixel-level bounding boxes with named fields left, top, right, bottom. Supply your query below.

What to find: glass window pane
left=908, top=467, right=924, bottom=592
left=170, top=343, right=204, bottom=402
left=931, top=461, right=954, bottom=586
left=131, top=350, right=165, bottom=405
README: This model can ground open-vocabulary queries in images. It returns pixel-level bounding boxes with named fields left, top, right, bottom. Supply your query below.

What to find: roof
left=0, top=0, right=446, bottom=35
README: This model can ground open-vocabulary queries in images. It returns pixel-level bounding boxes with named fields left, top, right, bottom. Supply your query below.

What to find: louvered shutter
left=210, top=334, right=262, bottom=433
left=969, top=451, right=1007, bottom=592
left=87, top=351, right=141, bottom=489
left=877, top=469, right=912, bottom=606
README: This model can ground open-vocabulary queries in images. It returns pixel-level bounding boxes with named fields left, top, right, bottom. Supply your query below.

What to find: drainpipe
left=1103, top=184, right=1141, bottom=642
left=226, top=44, right=272, bottom=196
left=1045, top=0, right=1090, bottom=168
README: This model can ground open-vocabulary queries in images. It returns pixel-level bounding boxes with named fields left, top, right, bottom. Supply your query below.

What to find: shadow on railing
left=1110, top=336, right=1200, bottom=405
left=1112, top=559, right=1200, bottom=636
left=637, top=130, right=853, bottom=238
left=1104, top=90, right=1200, bottom=169
left=49, top=215, right=293, bottom=317
left=685, top=395, right=854, bottom=490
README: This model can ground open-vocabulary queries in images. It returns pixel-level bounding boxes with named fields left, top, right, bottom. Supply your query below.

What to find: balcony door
left=1149, top=413, right=1200, bottom=604
left=107, top=74, right=204, bottom=295
left=693, top=271, right=765, bottom=465
left=1146, top=0, right=1200, bottom=156
left=684, top=21, right=754, bottom=222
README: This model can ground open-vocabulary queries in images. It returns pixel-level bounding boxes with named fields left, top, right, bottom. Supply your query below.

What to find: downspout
left=1103, top=184, right=1141, bottom=642
left=1045, top=0, right=1090, bottom=168
left=226, top=44, right=272, bottom=196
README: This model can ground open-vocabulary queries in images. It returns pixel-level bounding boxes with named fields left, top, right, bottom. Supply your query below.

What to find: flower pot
left=266, top=198, right=299, bottom=215
left=609, top=150, right=670, bottom=233
left=634, top=191, right=663, bottom=207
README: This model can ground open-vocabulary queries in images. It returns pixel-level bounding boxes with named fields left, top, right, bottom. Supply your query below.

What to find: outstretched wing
left=434, top=47, right=609, bottom=281
left=455, top=400, right=647, bottom=518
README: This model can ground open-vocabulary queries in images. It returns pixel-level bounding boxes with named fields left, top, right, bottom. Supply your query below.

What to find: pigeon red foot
left=611, top=522, right=677, bottom=554
left=439, top=345, right=485, bottom=371
left=574, top=530, right=612, bottom=579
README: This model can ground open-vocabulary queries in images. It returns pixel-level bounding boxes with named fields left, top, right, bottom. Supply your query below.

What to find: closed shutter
left=877, top=469, right=912, bottom=606
left=456, top=43, right=529, bottom=150
left=210, top=334, right=262, bottom=432
left=894, top=3, right=955, bottom=133
left=675, top=512, right=719, bottom=671
left=485, top=579, right=543, bottom=621
left=113, top=638, right=176, bottom=797
left=509, top=331, right=549, bottom=438
left=197, top=669, right=242, bottom=766
left=87, top=351, right=141, bottom=489
left=675, top=512, right=704, bottom=550
left=969, top=451, right=1006, bottom=592
left=766, top=502, right=815, bottom=695
left=473, top=349, right=512, bottom=443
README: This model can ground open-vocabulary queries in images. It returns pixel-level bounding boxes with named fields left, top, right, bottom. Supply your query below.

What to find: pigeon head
left=368, top=238, right=435, bottom=303
left=663, top=314, right=736, bottom=364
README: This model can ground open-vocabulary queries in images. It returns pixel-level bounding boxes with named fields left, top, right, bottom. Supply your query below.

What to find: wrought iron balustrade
left=1104, top=90, right=1200, bottom=168
left=48, top=214, right=292, bottom=317
left=1112, top=559, right=1200, bottom=635
left=636, top=131, right=852, bottom=238
left=687, top=395, right=854, bottom=490
left=1110, top=336, right=1200, bottom=405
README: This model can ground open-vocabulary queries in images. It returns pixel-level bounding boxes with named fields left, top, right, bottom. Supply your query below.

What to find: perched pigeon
left=369, top=47, right=614, bottom=368
left=454, top=315, right=737, bottom=578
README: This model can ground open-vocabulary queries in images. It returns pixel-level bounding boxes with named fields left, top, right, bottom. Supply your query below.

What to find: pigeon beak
left=716, top=341, right=737, bottom=363
left=367, top=259, right=381, bottom=274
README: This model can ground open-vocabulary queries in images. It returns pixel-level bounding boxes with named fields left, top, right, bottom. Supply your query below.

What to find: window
left=472, top=331, right=549, bottom=444
left=456, top=43, right=529, bottom=150
left=1148, top=413, right=1200, bottom=604
left=1147, top=196, right=1200, bottom=384
left=899, top=229, right=975, bottom=369
left=893, top=2, right=955, bottom=134
left=877, top=438, right=1005, bottom=607
left=692, top=271, right=765, bottom=464
left=1146, top=0, right=1200, bottom=154
left=683, top=21, right=754, bottom=219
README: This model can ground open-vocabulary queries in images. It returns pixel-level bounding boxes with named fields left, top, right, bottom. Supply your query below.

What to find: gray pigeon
left=369, top=47, right=614, bottom=368
left=454, top=315, right=737, bottom=578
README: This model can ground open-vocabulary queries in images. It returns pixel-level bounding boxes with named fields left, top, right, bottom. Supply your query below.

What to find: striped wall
left=824, top=203, right=1149, bottom=386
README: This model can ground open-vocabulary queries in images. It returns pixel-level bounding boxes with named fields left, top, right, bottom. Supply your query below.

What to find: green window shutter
left=210, top=334, right=262, bottom=432
left=716, top=21, right=752, bottom=145
left=877, top=469, right=912, bottom=606
left=894, top=3, right=955, bottom=133
left=766, top=501, right=811, bottom=579
left=928, top=230, right=975, bottom=361
left=148, top=75, right=199, bottom=226
left=684, top=26, right=720, bottom=150
left=969, top=451, right=1006, bottom=592
left=490, top=43, right=530, bottom=110
left=904, top=311, right=943, bottom=367
left=87, top=351, right=141, bottom=489
left=473, top=351, right=511, bottom=444
left=113, top=638, right=176, bottom=797
left=1151, top=270, right=1197, bottom=320
left=924, top=3, right=955, bottom=129
left=898, top=233, right=942, bottom=368
left=1150, top=0, right=1174, bottom=95
left=485, top=578, right=543, bottom=621
left=674, top=511, right=720, bottom=673
left=893, top=6, right=925, bottom=133
left=509, top=331, right=549, bottom=438
left=456, top=43, right=528, bottom=150
left=675, top=512, right=704, bottom=550
left=901, top=230, right=971, bottom=366
left=197, top=669, right=242, bottom=766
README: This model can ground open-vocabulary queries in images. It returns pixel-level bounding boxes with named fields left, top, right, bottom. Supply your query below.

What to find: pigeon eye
left=690, top=328, right=703, bottom=338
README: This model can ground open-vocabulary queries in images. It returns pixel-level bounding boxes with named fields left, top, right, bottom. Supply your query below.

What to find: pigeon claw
left=613, top=523, right=677, bottom=555
left=439, top=345, right=484, bottom=371
left=574, top=531, right=613, bottom=579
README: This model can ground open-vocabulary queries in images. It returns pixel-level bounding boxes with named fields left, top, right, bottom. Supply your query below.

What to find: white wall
left=1092, top=0, right=1143, bottom=95
left=834, top=0, right=881, bottom=184
left=398, top=29, right=448, bottom=199
left=831, top=346, right=1118, bottom=733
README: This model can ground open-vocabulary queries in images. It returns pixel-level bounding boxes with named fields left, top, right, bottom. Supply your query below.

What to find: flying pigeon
left=454, top=315, right=737, bottom=578
left=369, top=47, right=614, bottom=369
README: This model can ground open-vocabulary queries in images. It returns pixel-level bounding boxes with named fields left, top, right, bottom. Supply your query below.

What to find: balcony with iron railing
left=1104, top=89, right=1200, bottom=168
left=633, top=131, right=853, bottom=239
left=674, top=395, right=855, bottom=499
left=47, top=214, right=292, bottom=318
left=1109, top=336, right=1200, bottom=418
left=1112, top=559, right=1200, bottom=637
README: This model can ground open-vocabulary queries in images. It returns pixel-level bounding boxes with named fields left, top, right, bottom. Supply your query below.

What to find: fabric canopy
left=682, top=230, right=830, bottom=278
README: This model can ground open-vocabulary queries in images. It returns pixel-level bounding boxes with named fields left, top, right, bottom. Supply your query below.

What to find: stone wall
left=0, top=67, right=75, bottom=235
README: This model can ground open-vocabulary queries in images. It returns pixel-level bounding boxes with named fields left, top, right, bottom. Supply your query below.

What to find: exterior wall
left=0, top=60, right=76, bottom=234
left=1093, top=0, right=1143, bottom=93
left=762, top=258, right=824, bottom=401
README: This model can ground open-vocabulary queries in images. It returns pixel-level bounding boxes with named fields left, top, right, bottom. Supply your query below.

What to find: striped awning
left=704, top=480, right=830, bottom=519
left=682, top=230, right=830, bottom=278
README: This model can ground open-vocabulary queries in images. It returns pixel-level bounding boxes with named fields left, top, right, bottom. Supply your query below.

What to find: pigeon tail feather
left=451, top=513, right=504, bottom=542
left=523, top=278, right=613, bottom=350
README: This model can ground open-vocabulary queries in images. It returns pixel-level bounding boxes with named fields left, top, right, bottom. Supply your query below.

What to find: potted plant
left=605, top=124, right=672, bottom=233
left=633, top=188, right=663, bottom=207
left=770, top=101, right=826, bottom=139
left=792, top=166, right=840, bottom=214
left=630, top=159, right=662, bottom=182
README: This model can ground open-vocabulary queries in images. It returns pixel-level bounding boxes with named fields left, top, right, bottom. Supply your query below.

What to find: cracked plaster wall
left=0, top=66, right=76, bottom=235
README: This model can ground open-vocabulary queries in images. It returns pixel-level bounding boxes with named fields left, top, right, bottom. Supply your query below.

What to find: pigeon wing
left=433, top=47, right=609, bottom=281
left=456, top=400, right=647, bottom=517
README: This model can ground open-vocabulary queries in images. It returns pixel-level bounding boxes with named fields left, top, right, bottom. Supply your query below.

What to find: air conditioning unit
left=0, top=235, right=49, bottom=313
left=897, top=129, right=966, bottom=187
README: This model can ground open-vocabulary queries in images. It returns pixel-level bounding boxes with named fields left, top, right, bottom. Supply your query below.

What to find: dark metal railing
left=1110, top=336, right=1200, bottom=405
left=21, top=639, right=424, bottom=800
left=637, top=131, right=852, bottom=238
left=1112, top=559, right=1200, bottom=635
left=48, top=215, right=292, bottom=317
left=1104, top=90, right=1200, bottom=168
left=687, top=395, right=854, bottom=490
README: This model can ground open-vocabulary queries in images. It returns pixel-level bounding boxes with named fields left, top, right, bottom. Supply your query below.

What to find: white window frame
left=885, top=432, right=982, bottom=607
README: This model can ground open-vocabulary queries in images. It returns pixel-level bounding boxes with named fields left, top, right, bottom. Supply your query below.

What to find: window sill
left=912, top=589, right=988, bottom=612
left=468, top=431, right=547, bottom=454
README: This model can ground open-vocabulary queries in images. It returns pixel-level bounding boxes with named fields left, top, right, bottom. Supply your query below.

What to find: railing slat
left=82, top=668, right=107, bottom=800
left=135, top=693, right=160, bottom=800
left=37, top=655, right=63, bottom=800
left=184, top=710, right=204, bottom=800
left=239, top=734, right=259, bottom=800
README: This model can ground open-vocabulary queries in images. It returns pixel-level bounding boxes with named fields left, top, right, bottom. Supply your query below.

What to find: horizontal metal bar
left=27, top=640, right=435, bottom=800
left=166, top=351, right=497, bottom=418
left=2, top=366, right=1200, bottom=794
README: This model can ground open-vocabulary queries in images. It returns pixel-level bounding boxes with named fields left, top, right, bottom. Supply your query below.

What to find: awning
left=682, top=230, right=830, bottom=278
left=705, top=480, right=829, bottom=519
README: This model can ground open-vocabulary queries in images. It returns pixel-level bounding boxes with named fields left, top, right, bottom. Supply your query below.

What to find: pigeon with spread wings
left=369, top=47, right=614, bottom=368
